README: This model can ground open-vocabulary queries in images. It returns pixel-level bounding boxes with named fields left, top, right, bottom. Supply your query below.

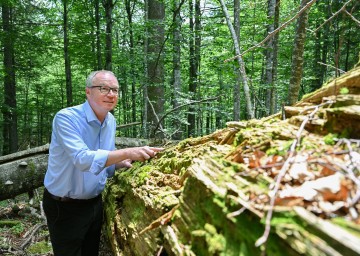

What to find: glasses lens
left=99, top=87, right=118, bottom=95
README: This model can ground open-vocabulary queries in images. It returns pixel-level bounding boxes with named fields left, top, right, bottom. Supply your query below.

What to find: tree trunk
left=95, top=0, right=102, bottom=70
left=2, top=2, right=18, bottom=155
left=171, top=0, right=183, bottom=140
left=125, top=0, right=138, bottom=137
left=142, top=0, right=149, bottom=138
left=264, top=0, right=277, bottom=116
left=218, top=0, right=254, bottom=119
left=63, top=0, right=73, bottom=107
left=288, top=0, right=314, bottom=105
left=186, top=0, right=201, bottom=136
left=233, top=0, right=241, bottom=121
left=0, top=144, right=49, bottom=201
left=146, top=0, right=165, bottom=138
left=103, top=0, right=114, bottom=71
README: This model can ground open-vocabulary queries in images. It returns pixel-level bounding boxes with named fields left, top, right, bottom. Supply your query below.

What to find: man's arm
left=106, top=146, right=163, bottom=167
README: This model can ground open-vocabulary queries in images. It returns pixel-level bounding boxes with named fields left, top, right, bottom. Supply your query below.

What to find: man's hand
left=107, top=146, right=164, bottom=168
left=128, top=146, right=164, bottom=161
left=116, top=159, right=133, bottom=169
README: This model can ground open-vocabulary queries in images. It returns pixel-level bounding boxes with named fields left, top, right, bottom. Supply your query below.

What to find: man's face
left=86, top=72, right=119, bottom=114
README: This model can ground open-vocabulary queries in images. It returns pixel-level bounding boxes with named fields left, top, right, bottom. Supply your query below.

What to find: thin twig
left=146, top=96, right=165, bottom=136
left=255, top=100, right=334, bottom=247
left=317, top=62, right=345, bottom=74
left=20, top=223, right=47, bottom=249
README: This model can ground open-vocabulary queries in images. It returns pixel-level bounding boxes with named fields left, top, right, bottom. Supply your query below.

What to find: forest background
left=1, top=0, right=359, bottom=156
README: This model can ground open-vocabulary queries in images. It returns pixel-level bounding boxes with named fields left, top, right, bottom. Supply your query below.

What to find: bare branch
left=313, top=0, right=354, bottom=33
left=317, top=61, right=346, bottom=74
left=225, top=0, right=317, bottom=62
left=152, top=96, right=219, bottom=137
left=343, top=9, right=360, bottom=26
left=255, top=100, right=334, bottom=247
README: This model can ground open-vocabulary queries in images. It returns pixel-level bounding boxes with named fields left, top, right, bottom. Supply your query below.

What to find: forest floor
left=0, top=188, right=114, bottom=256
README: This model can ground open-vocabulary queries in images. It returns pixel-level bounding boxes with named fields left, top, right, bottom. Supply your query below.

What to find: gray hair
left=85, top=70, right=116, bottom=88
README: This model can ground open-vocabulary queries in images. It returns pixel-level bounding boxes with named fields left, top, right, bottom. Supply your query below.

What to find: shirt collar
left=84, top=100, right=108, bottom=125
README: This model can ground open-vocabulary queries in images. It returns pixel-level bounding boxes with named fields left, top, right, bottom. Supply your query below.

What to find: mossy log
left=104, top=67, right=360, bottom=255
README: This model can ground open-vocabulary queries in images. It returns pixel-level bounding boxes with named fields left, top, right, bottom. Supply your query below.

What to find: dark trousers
left=43, top=189, right=103, bottom=256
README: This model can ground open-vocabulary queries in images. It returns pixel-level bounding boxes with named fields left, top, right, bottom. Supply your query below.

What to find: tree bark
left=63, top=0, right=73, bottom=107
left=125, top=0, right=138, bottom=137
left=264, top=0, right=277, bottom=116
left=233, top=0, right=241, bottom=121
left=218, top=0, right=254, bottom=119
left=1, top=2, right=18, bottom=155
left=288, top=0, right=314, bottom=105
left=147, top=0, right=165, bottom=138
left=95, top=0, right=102, bottom=70
left=103, top=0, right=114, bottom=71
left=187, top=0, right=197, bottom=137
left=171, top=0, right=183, bottom=140
left=0, top=145, right=49, bottom=201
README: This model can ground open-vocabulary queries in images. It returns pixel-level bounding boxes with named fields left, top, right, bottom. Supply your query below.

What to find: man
left=43, top=70, right=162, bottom=256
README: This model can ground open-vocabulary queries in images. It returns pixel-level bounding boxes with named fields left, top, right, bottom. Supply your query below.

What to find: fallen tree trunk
left=0, top=155, right=49, bottom=201
left=103, top=65, right=360, bottom=255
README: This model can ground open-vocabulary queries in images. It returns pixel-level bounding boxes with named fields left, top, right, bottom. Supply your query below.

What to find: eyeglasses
left=91, top=86, right=119, bottom=95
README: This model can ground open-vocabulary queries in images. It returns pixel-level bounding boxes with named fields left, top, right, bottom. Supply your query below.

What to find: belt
left=44, top=188, right=101, bottom=203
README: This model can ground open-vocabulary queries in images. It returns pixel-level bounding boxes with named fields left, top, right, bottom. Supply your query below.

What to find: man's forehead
left=94, top=74, right=119, bottom=86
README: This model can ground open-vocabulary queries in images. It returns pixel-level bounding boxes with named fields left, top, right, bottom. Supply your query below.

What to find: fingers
left=149, top=147, right=165, bottom=152
left=137, top=146, right=164, bottom=161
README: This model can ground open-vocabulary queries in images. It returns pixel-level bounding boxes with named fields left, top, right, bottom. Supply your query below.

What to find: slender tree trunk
left=125, top=0, right=138, bottom=137
left=142, top=0, right=149, bottom=138
left=188, top=0, right=197, bottom=137
left=95, top=0, right=102, bottom=70
left=218, top=0, right=254, bottom=119
left=233, top=0, right=241, bottom=121
left=2, top=3, right=18, bottom=154
left=187, top=0, right=201, bottom=136
left=63, top=0, right=73, bottom=107
left=264, top=0, right=276, bottom=116
left=194, top=0, right=201, bottom=135
left=288, top=0, right=314, bottom=105
left=147, top=0, right=165, bottom=138
left=171, top=0, right=182, bottom=140
left=271, top=0, right=280, bottom=113
left=103, top=0, right=114, bottom=71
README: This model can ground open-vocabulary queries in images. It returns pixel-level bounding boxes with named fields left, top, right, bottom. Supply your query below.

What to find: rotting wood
left=104, top=64, right=360, bottom=255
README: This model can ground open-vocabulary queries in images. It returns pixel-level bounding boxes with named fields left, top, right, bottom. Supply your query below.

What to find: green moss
left=27, top=241, right=52, bottom=254
left=204, top=223, right=226, bottom=254
left=340, top=87, right=349, bottom=95
left=323, top=133, right=338, bottom=145
left=0, top=220, right=21, bottom=227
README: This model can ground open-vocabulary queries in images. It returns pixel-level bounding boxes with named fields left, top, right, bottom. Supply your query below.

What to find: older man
left=43, top=70, right=162, bottom=256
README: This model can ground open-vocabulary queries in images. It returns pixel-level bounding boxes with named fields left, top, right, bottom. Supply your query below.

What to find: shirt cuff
left=89, top=149, right=109, bottom=175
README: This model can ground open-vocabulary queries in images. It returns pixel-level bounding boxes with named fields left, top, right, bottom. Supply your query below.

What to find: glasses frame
left=91, top=86, right=119, bottom=95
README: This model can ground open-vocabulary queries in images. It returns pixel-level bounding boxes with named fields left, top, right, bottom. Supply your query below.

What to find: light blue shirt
left=44, top=100, right=116, bottom=199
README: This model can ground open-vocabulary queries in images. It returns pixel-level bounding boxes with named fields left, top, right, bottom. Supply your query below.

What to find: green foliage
left=0, top=0, right=359, bottom=149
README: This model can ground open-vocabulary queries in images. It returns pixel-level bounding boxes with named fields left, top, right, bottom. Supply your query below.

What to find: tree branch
left=313, top=0, right=354, bottom=34
left=152, top=96, right=219, bottom=137
left=343, top=9, right=360, bottom=27
left=225, top=0, right=317, bottom=62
